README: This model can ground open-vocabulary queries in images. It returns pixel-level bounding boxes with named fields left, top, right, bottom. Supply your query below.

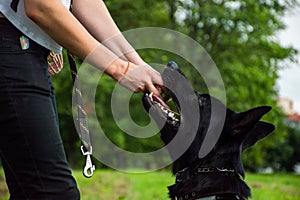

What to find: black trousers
left=0, top=18, right=80, bottom=200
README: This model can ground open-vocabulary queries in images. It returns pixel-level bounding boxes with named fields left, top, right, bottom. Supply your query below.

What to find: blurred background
left=1, top=0, right=300, bottom=199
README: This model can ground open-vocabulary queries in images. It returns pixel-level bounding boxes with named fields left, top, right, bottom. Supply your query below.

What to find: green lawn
left=0, top=169, right=299, bottom=200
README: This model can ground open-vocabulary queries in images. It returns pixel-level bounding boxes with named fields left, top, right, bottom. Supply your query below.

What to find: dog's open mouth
left=144, top=91, right=180, bottom=127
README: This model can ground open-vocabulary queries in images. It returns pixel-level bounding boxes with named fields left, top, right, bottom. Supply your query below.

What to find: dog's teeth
left=149, top=92, right=153, bottom=101
left=168, top=112, right=174, bottom=118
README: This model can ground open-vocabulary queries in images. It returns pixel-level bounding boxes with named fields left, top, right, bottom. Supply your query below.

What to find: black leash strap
left=67, top=53, right=95, bottom=178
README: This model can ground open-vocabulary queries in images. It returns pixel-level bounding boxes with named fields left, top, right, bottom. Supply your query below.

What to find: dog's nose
left=167, top=61, right=179, bottom=70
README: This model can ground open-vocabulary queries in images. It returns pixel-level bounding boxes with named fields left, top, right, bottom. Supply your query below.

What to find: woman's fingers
left=121, top=63, right=164, bottom=96
left=145, top=82, right=162, bottom=98
left=47, top=52, right=64, bottom=75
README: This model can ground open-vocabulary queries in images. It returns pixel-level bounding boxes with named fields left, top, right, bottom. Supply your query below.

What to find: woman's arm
left=71, top=0, right=146, bottom=66
left=24, top=0, right=125, bottom=78
left=24, top=0, right=162, bottom=95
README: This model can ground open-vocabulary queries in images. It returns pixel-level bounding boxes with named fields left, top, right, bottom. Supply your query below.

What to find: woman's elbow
left=24, top=0, right=50, bottom=22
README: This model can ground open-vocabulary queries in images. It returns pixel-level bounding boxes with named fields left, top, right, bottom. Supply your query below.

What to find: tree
left=266, top=120, right=300, bottom=172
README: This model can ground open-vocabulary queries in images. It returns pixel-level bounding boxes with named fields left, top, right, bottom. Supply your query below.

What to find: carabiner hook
left=81, top=146, right=95, bottom=178
left=83, top=154, right=95, bottom=178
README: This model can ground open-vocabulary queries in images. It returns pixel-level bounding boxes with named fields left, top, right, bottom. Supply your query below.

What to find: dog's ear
left=229, top=106, right=272, bottom=135
left=242, top=121, right=275, bottom=150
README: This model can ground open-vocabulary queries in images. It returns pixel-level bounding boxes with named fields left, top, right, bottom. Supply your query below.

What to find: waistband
left=0, top=18, right=49, bottom=56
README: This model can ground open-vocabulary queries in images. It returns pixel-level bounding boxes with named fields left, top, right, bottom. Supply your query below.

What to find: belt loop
left=10, top=0, right=20, bottom=12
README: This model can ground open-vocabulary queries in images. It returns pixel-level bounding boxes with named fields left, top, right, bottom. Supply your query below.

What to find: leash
left=67, top=53, right=95, bottom=178
left=66, top=1, right=95, bottom=178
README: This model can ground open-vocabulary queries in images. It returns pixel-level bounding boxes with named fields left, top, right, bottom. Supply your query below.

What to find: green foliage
left=52, top=0, right=298, bottom=171
left=105, top=0, right=170, bottom=29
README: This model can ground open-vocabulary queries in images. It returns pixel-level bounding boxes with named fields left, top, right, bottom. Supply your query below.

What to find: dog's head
left=142, top=62, right=275, bottom=178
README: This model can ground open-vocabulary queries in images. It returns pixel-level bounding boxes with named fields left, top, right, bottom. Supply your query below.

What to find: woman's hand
left=47, top=52, right=63, bottom=75
left=117, top=62, right=163, bottom=97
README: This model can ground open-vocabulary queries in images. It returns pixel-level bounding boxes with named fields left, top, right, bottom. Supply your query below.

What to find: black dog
left=142, top=62, right=275, bottom=200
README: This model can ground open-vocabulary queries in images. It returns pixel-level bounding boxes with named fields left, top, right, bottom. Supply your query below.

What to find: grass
left=246, top=173, right=300, bottom=200
left=0, top=169, right=300, bottom=200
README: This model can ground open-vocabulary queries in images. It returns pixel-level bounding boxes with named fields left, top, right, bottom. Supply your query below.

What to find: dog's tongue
left=152, top=94, right=170, bottom=110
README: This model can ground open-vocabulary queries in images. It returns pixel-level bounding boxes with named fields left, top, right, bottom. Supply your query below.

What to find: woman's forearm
left=23, top=0, right=163, bottom=95
left=24, top=0, right=127, bottom=79
left=71, top=0, right=145, bottom=65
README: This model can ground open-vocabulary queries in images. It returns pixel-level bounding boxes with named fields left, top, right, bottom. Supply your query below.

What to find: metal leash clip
left=81, top=145, right=95, bottom=178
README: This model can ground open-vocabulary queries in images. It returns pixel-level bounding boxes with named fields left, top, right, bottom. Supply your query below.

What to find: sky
left=277, top=2, right=300, bottom=114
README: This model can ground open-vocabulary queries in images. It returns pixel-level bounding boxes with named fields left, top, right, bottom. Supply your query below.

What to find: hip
left=0, top=18, right=53, bottom=104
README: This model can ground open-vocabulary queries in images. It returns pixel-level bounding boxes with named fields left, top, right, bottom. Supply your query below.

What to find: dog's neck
left=166, top=137, right=251, bottom=200
left=168, top=162, right=250, bottom=200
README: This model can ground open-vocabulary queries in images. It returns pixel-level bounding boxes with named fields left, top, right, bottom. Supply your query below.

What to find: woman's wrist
left=124, top=52, right=146, bottom=66
left=105, top=59, right=128, bottom=81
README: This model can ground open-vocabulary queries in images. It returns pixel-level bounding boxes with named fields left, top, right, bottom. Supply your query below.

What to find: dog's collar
left=173, top=167, right=240, bottom=200
left=194, top=167, right=235, bottom=174
left=173, top=193, right=241, bottom=200
left=175, top=167, right=236, bottom=183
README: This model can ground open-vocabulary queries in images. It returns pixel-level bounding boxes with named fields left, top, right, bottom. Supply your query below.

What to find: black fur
left=142, top=62, right=275, bottom=200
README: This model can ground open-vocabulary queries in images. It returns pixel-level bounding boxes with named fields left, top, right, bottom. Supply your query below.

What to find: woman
left=0, top=0, right=163, bottom=199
